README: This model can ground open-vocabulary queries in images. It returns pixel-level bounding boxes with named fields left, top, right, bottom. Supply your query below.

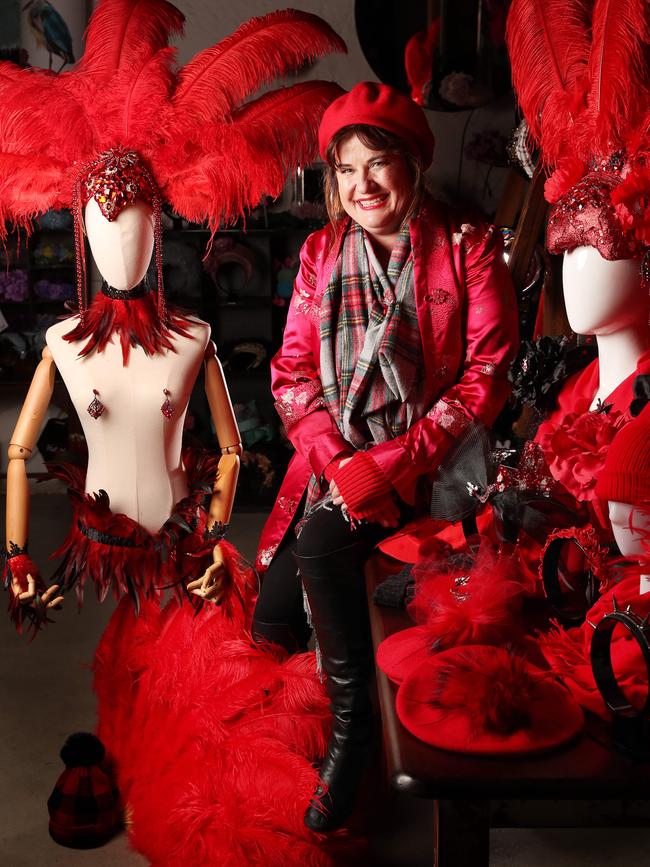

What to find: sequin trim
left=275, top=380, right=325, bottom=431
left=427, top=398, right=469, bottom=437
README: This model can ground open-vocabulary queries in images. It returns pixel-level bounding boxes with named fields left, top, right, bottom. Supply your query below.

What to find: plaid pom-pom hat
left=47, top=733, right=122, bottom=849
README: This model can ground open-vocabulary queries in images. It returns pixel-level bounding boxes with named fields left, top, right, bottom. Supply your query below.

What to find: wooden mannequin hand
left=13, top=574, right=64, bottom=611
left=187, top=544, right=226, bottom=604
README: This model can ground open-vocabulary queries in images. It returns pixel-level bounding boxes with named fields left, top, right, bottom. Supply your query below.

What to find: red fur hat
left=318, top=81, right=435, bottom=167
left=396, top=645, right=584, bottom=755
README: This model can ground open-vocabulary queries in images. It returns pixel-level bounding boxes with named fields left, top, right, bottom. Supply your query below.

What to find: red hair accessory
left=396, top=645, right=584, bottom=755
left=318, top=81, right=435, bottom=167
left=540, top=524, right=612, bottom=617
left=79, top=148, right=157, bottom=222
left=0, top=2, right=346, bottom=320
left=506, top=0, right=650, bottom=260
left=540, top=573, right=650, bottom=720
left=378, top=548, right=530, bottom=685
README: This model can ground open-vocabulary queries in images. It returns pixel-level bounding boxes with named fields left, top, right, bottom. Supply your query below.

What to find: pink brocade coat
left=255, top=197, right=520, bottom=572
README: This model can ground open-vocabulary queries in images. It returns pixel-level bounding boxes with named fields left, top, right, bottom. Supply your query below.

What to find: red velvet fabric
left=256, top=197, right=519, bottom=572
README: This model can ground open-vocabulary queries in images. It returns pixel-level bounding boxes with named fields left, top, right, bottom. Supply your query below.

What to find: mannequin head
left=85, top=198, right=154, bottom=292
left=562, top=247, right=647, bottom=335
left=608, top=501, right=650, bottom=559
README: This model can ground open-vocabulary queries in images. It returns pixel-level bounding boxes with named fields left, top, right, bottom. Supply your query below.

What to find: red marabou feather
left=506, top=0, right=591, bottom=165
left=171, top=9, right=346, bottom=125
left=62, top=292, right=193, bottom=364
left=433, top=647, right=543, bottom=737
left=579, top=0, right=650, bottom=158
left=2, top=552, right=47, bottom=636
left=409, top=548, right=528, bottom=648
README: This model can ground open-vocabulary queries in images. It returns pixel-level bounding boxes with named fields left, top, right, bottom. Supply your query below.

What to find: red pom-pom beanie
left=595, top=406, right=650, bottom=505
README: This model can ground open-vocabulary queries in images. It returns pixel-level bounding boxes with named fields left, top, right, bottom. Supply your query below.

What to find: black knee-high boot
left=294, top=546, right=373, bottom=832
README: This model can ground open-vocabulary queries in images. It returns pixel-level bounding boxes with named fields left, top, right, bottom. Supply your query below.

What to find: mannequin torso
left=46, top=316, right=209, bottom=533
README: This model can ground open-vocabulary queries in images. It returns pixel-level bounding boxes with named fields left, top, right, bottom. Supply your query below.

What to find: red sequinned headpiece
left=80, top=148, right=157, bottom=221
left=506, top=0, right=650, bottom=262
left=0, top=0, right=346, bottom=323
left=72, top=147, right=165, bottom=321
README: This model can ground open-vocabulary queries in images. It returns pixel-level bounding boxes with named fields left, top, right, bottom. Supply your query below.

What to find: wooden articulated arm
left=204, top=342, right=242, bottom=529
left=5, top=347, right=56, bottom=553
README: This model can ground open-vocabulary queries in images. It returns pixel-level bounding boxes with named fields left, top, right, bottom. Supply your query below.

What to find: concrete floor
left=1, top=488, right=650, bottom=866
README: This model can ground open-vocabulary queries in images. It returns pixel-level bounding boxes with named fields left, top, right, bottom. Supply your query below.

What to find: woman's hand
left=187, top=544, right=226, bottom=604
left=329, top=456, right=353, bottom=506
left=330, top=456, right=400, bottom=527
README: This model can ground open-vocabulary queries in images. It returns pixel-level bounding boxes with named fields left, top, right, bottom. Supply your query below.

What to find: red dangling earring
left=161, top=388, right=174, bottom=419
left=87, top=389, right=105, bottom=419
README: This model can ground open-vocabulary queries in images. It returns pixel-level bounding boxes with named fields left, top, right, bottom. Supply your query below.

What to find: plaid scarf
left=319, top=221, right=426, bottom=449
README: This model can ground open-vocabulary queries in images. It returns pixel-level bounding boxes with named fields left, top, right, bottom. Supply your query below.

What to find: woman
left=254, top=81, right=520, bottom=831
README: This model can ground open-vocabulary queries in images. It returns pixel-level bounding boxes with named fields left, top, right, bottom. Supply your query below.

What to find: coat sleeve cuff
left=308, top=435, right=352, bottom=481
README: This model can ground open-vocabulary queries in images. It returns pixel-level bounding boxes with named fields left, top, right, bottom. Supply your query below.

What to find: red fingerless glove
left=3, top=549, right=47, bottom=636
left=331, top=451, right=394, bottom=518
left=322, top=451, right=353, bottom=484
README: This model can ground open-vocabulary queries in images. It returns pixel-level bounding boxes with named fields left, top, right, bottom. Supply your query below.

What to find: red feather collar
left=63, top=291, right=194, bottom=364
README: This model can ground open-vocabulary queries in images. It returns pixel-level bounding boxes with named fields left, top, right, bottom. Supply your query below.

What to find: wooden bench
left=366, top=553, right=650, bottom=867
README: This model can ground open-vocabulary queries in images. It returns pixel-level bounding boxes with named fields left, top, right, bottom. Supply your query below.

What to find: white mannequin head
left=85, top=198, right=154, bottom=291
left=608, top=501, right=650, bottom=559
left=562, top=247, right=646, bottom=335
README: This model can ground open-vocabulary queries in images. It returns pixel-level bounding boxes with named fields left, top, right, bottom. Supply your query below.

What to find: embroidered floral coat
left=255, top=197, right=519, bottom=571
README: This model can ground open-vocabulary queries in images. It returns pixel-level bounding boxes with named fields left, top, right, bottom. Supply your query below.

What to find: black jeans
left=252, top=500, right=395, bottom=652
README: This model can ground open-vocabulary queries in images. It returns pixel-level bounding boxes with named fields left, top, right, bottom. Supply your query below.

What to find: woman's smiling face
left=335, top=132, right=413, bottom=242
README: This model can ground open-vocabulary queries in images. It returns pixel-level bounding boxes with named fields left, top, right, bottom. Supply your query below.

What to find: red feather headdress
left=506, top=0, right=650, bottom=259
left=0, top=1, right=346, bottom=315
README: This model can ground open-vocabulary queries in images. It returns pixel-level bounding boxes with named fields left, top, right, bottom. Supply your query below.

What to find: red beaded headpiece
left=0, top=0, right=346, bottom=324
left=507, top=0, right=650, bottom=262
left=545, top=155, right=645, bottom=261
left=72, top=147, right=165, bottom=322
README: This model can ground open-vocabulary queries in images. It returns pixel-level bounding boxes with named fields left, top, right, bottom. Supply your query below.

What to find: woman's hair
left=323, top=124, right=426, bottom=228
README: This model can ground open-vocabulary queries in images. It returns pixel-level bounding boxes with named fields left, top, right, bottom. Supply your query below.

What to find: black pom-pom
left=60, top=732, right=105, bottom=768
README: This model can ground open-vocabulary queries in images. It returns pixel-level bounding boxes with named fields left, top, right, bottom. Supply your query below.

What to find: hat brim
left=376, top=625, right=441, bottom=685
left=396, top=646, right=584, bottom=756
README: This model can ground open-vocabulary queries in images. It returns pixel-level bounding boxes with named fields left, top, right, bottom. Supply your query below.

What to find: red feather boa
left=62, top=291, right=193, bottom=364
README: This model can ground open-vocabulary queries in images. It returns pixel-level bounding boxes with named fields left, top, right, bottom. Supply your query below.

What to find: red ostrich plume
left=0, top=1, right=346, bottom=237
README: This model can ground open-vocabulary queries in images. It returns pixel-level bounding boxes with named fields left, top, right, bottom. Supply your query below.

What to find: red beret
left=318, top=81, right=435, bottom=168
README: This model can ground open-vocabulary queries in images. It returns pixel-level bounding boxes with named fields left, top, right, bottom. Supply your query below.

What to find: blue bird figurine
left=23, top=0, right=75, bottom=72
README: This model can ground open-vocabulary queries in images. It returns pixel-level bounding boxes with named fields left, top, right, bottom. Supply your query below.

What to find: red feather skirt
left=48, top=450, right=219, bottom=609
left=48, top=452, right=347, bottom=864
left=94, top=593, right=339, bottom=866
